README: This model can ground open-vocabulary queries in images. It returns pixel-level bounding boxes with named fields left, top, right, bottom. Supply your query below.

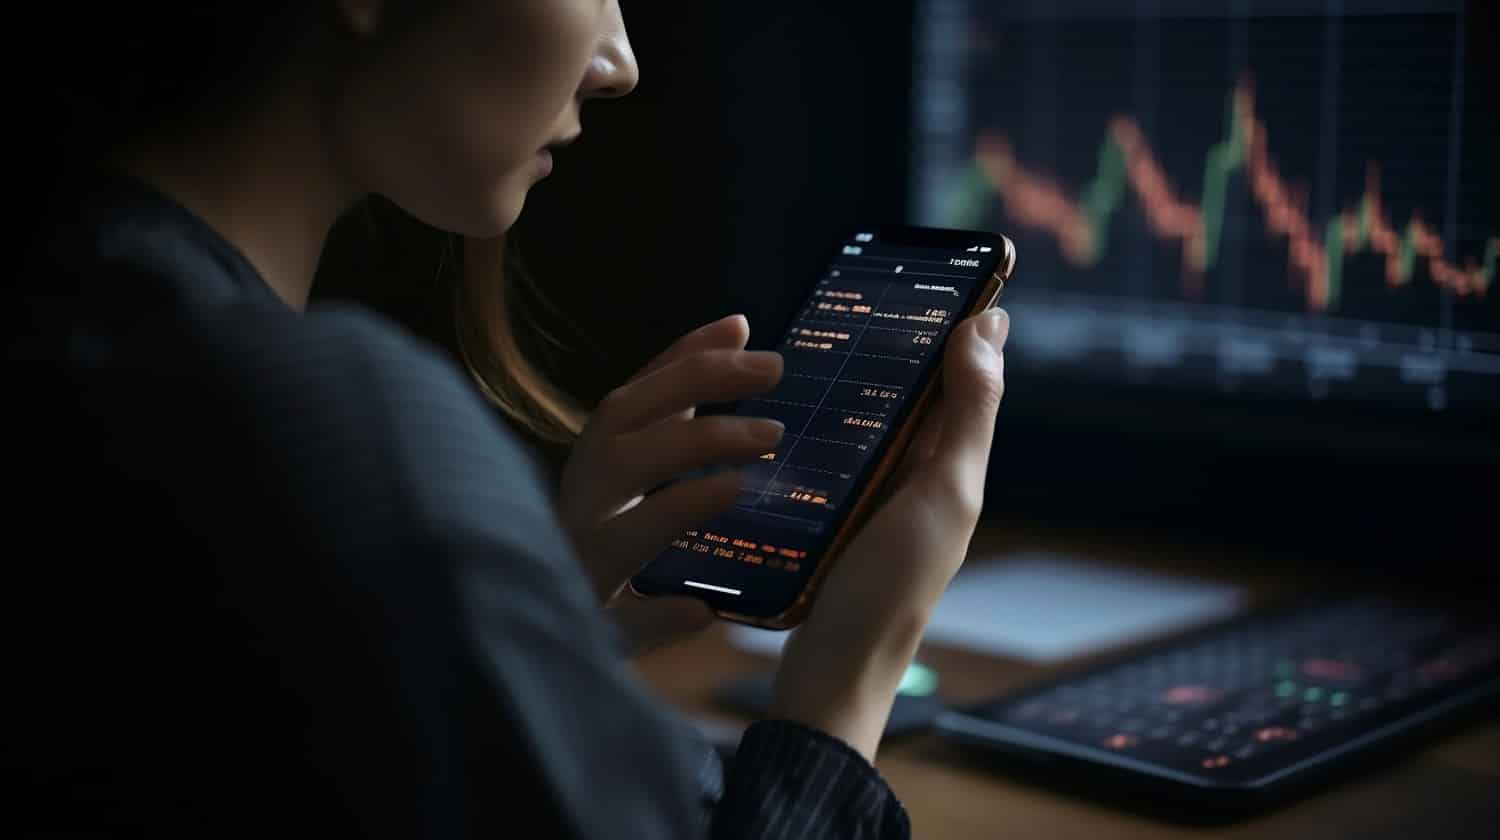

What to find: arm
left=193, top=302, right=914, bottom=839
left=769, top=310, right=1009, bottom=761
left=531, top=306, right=1007, bottom=837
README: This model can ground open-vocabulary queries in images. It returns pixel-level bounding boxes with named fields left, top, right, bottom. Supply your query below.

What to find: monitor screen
left=910, top=0, right=1497, bottom=421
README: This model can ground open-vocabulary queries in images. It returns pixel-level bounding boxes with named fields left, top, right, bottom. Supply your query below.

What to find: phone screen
left=631, top=226, right=1012, bottom=622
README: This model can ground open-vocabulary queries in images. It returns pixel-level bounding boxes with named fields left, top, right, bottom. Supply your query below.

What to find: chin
left=450, top=194, right=524, bottom=239
left=474, top=182, right=529, bottom=237
left=394, top=174, right=529, bottom=239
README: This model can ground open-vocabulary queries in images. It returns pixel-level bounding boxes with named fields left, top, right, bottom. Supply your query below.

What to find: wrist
left=767, top=604, right=931, bottom=761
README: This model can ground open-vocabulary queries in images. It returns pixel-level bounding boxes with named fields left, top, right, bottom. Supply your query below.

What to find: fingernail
left=977, top=308, right=1009, bottom=350
left=748, top=418, right=785, bottom=446
left=739, top=350, right=783, bottom=376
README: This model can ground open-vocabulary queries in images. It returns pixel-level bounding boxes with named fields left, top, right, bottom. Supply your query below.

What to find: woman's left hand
left=559, top=314, right=785, bottom=653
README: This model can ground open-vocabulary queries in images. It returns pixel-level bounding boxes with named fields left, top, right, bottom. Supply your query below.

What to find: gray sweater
left=4, top=172, right=909, bottom=839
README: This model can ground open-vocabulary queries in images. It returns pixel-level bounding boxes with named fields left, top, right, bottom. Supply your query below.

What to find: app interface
left=637, top=230, right=1002, bottom=615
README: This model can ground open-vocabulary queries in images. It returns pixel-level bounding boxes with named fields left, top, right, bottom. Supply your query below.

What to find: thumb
left=923, top=308, right=1008, bottom=507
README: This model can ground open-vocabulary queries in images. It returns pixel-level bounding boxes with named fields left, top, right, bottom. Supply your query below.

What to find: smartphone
left=629, top=225, right=1016, bottom=629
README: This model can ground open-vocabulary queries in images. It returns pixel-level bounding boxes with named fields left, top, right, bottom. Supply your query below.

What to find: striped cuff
left=712, top=719, right=910, bottom=839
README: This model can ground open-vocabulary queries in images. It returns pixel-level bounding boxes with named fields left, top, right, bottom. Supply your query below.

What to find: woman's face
left=335, top=0, right=638, bottom=236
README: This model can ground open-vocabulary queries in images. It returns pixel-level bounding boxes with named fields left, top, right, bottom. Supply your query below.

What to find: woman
left=8, top=2, right=1010, bottom=837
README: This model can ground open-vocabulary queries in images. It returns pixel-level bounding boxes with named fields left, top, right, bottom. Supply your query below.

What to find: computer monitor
left=902, top=0, right=1497, bottom=572
left=710, top=1, right=1493, bottom=575
left=911, top=0, right=1495, bottom=415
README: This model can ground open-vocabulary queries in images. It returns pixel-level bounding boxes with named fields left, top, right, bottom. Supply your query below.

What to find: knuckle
left=952, top=490, right=984, bottom=523
left=675, top=417, right=726, bottom=456
left=703, top=417, right=760, bottom=452
left=685, top=351, right=728, bottom=382
left=969, top=370, right=1006, bottom=413
left=660, top=353, right=718, bottom=401
left=705, top=417, right=747, bottom=450
left=932, top=470, right=983, bottom=521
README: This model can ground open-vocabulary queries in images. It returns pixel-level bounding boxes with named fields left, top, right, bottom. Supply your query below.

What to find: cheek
left=338, top=3, right=599, bottom=234
left=334, top=55, right=528, bottom=233
left=440, top=1, right=601, bottom=170
left=453, top=10, right=597, bottom=157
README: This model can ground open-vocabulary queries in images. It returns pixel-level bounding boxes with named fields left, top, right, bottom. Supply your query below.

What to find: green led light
left=1305, top=686, right=1324, bottom=702
left=898, top=663, right=939, bottom=697
left=1330, top=692, right=1349, bottom=707
left=1275, top=681, right=1298, bottom=698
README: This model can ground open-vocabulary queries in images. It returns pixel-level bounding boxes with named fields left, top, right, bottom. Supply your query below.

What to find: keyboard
left=934, top=596, right=1500, bottom=812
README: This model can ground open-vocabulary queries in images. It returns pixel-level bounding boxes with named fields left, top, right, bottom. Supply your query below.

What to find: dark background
left=315, top=2, right=1499, bottom=591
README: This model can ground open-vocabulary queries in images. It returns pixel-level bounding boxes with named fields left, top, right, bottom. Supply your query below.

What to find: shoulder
left=70, top=295, right=601, bottom=624
left=181, top=300, right=561, bottom=536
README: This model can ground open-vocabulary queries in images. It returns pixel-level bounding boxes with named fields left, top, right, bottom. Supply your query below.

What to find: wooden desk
left=635, top=522, right=1500, bottom=838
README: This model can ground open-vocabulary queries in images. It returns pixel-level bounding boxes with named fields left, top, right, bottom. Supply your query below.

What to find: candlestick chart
left=914, top=0, right=1499, bottom=412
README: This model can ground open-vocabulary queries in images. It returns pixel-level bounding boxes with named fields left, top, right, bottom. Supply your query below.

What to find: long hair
left=312, top=198, right=588, bottom=448
left=455, top=236, right=587, bottom=444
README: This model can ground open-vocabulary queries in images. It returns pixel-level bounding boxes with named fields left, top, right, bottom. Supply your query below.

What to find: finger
left=596, top=349, right=783, bottom=433
left=915, top=309, right=1008, bottom=516
left=573, top=412, right=780, bottom=522
left=631, top=314, right=751, bottom=383
left=597, top=415, right=783, bottom=503
left=604, top=316, right=749, bottom=432
left=606, top=595, right=715, bottom=657
left=587, top=469, right=744, bottom=593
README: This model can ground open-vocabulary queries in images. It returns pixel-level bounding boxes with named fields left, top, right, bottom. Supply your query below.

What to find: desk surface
left=635, top=522, right=1500, bottom=838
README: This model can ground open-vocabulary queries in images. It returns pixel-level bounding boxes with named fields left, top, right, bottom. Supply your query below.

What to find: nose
left=580, top=2, right=638, bottom=100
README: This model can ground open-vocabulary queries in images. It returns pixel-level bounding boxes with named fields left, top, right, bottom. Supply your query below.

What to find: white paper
left=728, top=551, right=1247, bottom=663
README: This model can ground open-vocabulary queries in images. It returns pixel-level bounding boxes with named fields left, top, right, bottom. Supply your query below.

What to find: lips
left=535, top=131, right=580, bottom=178
left=543, top=130, right=582, bottom=155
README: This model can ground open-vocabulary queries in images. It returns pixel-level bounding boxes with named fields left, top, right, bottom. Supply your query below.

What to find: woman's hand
left=558, top=314, right=785, bottom=652
left=769, top=308, right=1010, bottom=760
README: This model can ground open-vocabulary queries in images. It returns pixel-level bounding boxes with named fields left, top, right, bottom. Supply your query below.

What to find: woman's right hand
left=768, top=308, right=1010, bottom=762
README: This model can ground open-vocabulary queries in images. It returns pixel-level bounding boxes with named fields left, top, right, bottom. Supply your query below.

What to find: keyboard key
left=1162, top=684, right=1224, bottom=705
left=1301, top=658, right=1363, bottom=682
left=1253, top=726, right=1300, bottom=743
